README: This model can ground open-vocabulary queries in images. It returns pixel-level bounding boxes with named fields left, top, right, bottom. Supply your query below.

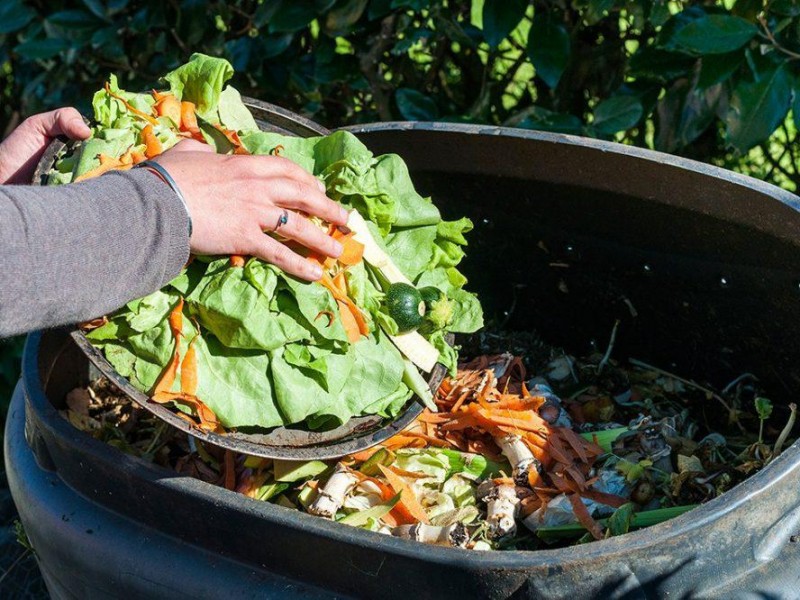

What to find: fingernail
left=310, top=264, right=324, bottom=280
left=316, top=179, right=326, bottom=193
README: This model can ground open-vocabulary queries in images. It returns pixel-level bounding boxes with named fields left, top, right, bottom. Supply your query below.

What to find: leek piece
left=273, top=459, right=329, bottom=482
left=579, top=427, right=629, bottom=453
left=536, top=504, right=698, bottom=542
left=339, top=494, right=401, bottom=527
left=402, top=358, right=436, bottom=410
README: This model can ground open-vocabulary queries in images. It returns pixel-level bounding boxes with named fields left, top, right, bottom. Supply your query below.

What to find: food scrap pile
left=64, top=336, right=795, bottom=550
left=53, top=53, right=483, bottom=433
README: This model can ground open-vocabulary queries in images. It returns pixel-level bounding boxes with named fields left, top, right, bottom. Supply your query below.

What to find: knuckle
left=269, top=241, right=292, bottom=263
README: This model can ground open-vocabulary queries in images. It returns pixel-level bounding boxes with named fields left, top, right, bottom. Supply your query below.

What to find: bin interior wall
left=351, top=127, right=800, bottom=418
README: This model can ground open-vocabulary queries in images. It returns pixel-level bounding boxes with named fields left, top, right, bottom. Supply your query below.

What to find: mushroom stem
left=391, top=523, right=469, bottom=547
left=307, top=463, right=359, bottom=519
left=495, top=433, right=542, bottom=486
left=478, top=480, right=521, bottom=539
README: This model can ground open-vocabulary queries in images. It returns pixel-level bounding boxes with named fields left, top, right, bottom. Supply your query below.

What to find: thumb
left=29, top=108, right=91, bottom=141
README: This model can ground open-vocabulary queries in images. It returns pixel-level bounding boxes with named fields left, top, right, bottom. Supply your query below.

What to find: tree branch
left=360, top=15, right=396, bottom=121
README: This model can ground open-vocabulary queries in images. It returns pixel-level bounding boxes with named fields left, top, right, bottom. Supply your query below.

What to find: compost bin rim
left=344, top=121, right=800, bottom=250
left=345, top=120, right=798, bottom=203
left=23, top=329, right=800, bottom=567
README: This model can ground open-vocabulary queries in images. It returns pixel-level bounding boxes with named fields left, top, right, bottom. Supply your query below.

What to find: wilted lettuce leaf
left=372, top=154, right=440, bottom=227
left=428, top=218, right=473, bottom=270
left=187, top=264, right=309, bottom=351
left=92, top=74, right=155, bottom=129
left=163, top=53, right=234, bottom=118
left=385, top=225, right=437, bottom=280
left=217, top=85, right=259, bottom=133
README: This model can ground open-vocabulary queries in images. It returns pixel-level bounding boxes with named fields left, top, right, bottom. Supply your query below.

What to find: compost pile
left=50, top=53, right=482, bottom=432
left=54, top=53, right=796, bottom=550
left=63, top=331, right=794, bottom=550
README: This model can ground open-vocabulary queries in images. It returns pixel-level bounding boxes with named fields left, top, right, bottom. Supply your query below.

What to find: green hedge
left=2, top=0, right=800, bottom=413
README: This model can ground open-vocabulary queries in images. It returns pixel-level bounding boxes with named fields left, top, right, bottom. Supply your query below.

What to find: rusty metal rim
left=34, top=97, right=447, bottom=460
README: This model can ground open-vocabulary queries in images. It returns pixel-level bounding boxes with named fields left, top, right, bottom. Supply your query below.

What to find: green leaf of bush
left=482, top=0, right=528, bottom=49
left=15, top=39, right=71, bottom=60
left=592, top=95, right=643, bottom=135
left=528, top=17, right=570, bottom=89
left=0, top=1, right=35, bottom=34
left=727, top=65, right=792, bottom=153
left=395, top=88, right=439, bottom=121
left=672, top=15, right=757, bottom=55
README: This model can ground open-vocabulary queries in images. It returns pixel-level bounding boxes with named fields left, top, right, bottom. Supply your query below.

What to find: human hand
left=153, top=140, right=348, bottom=281
left=0, top=108, right=91, bottom=184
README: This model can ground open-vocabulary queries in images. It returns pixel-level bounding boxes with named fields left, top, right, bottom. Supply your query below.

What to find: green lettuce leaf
left=428, top=218, right=473, bottom=270
left=92, top=73, right=155, bottom=129
left=162, top=53, right=234, bottom=118
left=240, top=130, right=319, bottom=173
left=187, top=264, right=310, bottom=351
left=218, top=85, right=260, bottom=133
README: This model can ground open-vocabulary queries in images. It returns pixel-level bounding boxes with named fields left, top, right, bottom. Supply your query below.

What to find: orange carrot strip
left=359, top=475, right=406, bottom=526
left=230, top=255, right=246, bottom=268
left=336, top=299, right=362, bottom=343
left=546, top=434, right=573, bottom=465
left=332, top=271, right=348, bottom=294
left=417, top=412, right=454, bottom=424
left=332, top=232, right=364, bottom=266
left=558, top=427, right=589, bottom=463
left=213, top=124, right=249, bottom=155
left=438, top=414, right=480, bottom=431
left=74, top=154, right=130, bottom=182
left=349, top=446, right=385, bottom=463
left=318, top=274, right=368, bottom=340
left=387, top=466, right=430, bottom=479
left=382, top=434, right=422, bottom=450
left=105, top=82, right=159, bottom=125
left=151, top=390, right=223, bottom=433
left=168, top=297, right=184, bottom=337
left=153, top=92, right=181, bottom=126
left=488, top=396, right=546, bottom=411
left=449, top=390, right=472, bottom=412
left=473, top=412, right=549, bottom=436
left=151, top=299, right=184, bottom=395
left=378, top=465, right=430, bottom=524
left=224, top=450, right=236, bottom=491
left=315, top=310, right=335, bottom=327
left=519, top=437, right=549, bottom=464
left=580, top=489, right=628, bottom=509
left=567, top=492, right=603, bottom=540
left=181, top=335, right=199, bottom=396
left=402, top=432, right=450, bottom=447
left=180, top=101, right=199, bottom=131
left=141, top=124, right=163, bottom=158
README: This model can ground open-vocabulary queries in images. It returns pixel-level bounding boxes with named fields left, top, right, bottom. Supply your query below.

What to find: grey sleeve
left=0, top=169, right=190, bottom=337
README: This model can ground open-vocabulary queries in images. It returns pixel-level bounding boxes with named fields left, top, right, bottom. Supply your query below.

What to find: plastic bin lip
left=21, top=327, right=800, bottom=569
left=345, top=120, right=800, bottom=211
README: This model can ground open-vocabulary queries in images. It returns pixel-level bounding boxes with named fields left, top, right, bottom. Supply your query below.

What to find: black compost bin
left=7, top=123, right=800, bottom=599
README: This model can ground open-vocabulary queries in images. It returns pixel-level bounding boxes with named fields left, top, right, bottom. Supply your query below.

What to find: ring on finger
left=273, top=208, right=289, bottom=232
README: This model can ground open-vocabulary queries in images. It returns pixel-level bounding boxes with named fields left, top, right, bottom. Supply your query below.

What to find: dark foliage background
left=2, top=0, right=800, bottom=418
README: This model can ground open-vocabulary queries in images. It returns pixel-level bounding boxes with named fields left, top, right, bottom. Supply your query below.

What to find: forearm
left=0, top=169, right=189, bottom=337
